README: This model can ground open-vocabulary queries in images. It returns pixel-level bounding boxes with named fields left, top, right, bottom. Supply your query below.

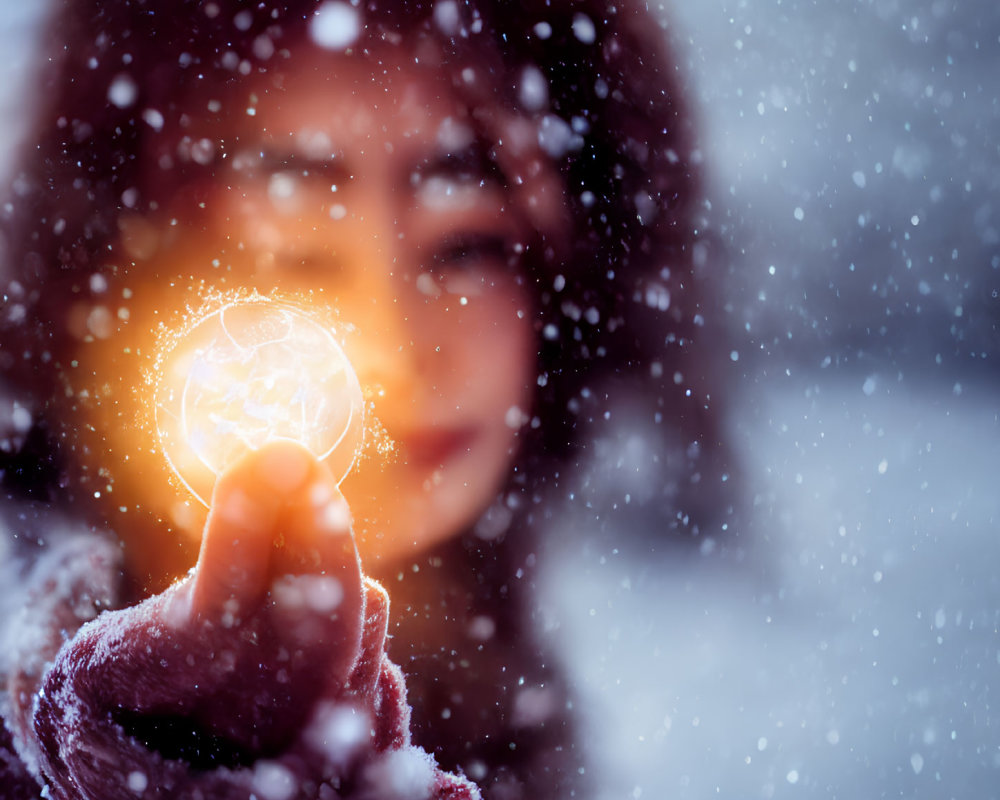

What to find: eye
left=429, top=232, right=510, bottom=272
left=417, top=140, right=506, bottom=188
left=417, top=232, right=516, bottom=299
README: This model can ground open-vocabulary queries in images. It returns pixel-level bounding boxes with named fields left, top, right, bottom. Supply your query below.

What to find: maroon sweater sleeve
left=2, top=528, right=480, bottom=800
left=1, top=722, right=42, bottom=800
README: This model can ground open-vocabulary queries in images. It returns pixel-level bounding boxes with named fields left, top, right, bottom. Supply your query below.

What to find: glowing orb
left=155, top=299, right=364, bottom=507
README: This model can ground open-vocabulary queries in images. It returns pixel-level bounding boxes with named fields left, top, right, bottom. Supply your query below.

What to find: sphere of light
left=155, top=299, right=364, bottom=507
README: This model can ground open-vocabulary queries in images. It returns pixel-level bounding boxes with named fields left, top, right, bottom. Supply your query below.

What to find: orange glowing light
left=153, top=294, right=365, bottom=507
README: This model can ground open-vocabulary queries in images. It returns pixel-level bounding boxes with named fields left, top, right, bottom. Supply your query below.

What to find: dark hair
left=0, top=0, right=732, bottom=795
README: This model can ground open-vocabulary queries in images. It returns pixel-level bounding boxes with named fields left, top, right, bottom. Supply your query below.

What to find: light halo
left=153, top=293, right=365, bottom=507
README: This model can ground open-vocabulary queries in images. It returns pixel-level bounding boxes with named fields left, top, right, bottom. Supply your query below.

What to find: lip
left=394, top=426, right=479, bottom=469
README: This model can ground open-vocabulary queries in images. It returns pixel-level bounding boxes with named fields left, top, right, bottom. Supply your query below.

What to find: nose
left=239, top=186, right=427, bottom=427
left=340, top=276, right=423, bottom=420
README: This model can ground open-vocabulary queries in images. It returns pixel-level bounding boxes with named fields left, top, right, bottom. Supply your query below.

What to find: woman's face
left=76, top=45, right=569, bottom=575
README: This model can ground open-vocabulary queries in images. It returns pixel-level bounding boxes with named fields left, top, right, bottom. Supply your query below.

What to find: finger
left=342, top=577, right=391, bottom=702
left=268, top=460, right=365, bottom=690
left=270, top=450, right=358, bottom=581
left=182, top=441, right=366, bottom=752
left=188, top=440, right=319, bottom=622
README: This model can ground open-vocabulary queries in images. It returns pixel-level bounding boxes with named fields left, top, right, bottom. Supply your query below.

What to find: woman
left=0, top=0, right=731, bottom=797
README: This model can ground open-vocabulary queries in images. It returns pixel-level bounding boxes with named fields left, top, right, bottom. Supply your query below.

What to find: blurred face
left=72, top=45, right=569, bottom=577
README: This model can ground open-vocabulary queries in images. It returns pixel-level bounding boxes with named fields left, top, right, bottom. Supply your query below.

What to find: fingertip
left=211, top=440, right=319, bottom=510
left=253, top=439, right=315, bottom=494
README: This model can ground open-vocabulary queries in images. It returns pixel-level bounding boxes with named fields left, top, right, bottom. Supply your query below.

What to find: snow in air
left=107, top=74, right=138, bottom=108
left=310, top=1, right=361, bottom=51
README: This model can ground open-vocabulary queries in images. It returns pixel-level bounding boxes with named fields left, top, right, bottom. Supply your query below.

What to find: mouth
left=395, top=426, right=478, bottom=470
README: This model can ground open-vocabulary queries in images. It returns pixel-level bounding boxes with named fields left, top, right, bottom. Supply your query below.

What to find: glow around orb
left=155, top=298, right=364, bottom=507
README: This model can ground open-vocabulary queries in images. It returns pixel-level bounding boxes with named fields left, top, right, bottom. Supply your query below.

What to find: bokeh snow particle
left=108, top=74, right=138, bottom=108
left=233, top=9, right=253, bottom=31
left=271, top=574, right=344, bottom=614
left=433, top=0, right=461, bottom=36
left=534, top=21, right=552, bottom=40
left=361, top=748, right=436, bottom=800
left=537, top=114, right=573, bottom=158
left=519, top=65, right=549, bottom=112
left=311, top=1, right=362, bottom=51
left=252, top=761, right=296, bottom=800
left=89, top=273, right=108, bottom=294
left=189, top=138, right=215, bottom=166
left=126, top=771, right=148, bottom=794
left=304, top=703, right=372, bottom=767
left=141, top=108, right=165, bottom=131
left=436, top=117, right=474, bottom=152
left=572, top=13, right=596, bottom=44
left=11, top=403, right=32, bottom=432
left=253, top=34, right=276, bottom=60
left=644, top=284, right=671, bottom=312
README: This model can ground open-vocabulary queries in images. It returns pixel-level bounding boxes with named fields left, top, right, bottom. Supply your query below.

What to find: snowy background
left=546, top=2, right=1000, bottom=799
left=2, top=1, right=999, bottom=798
left=0, top=2, right=44, bottom=186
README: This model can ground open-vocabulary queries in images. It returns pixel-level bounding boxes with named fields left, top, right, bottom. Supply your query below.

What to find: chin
left=346, top=458, right=501, bottom=567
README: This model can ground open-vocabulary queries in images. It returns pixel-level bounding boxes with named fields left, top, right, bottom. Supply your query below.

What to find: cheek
left=436, top=291, right=535, bottom=410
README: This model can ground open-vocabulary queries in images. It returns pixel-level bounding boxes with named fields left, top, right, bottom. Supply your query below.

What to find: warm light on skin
left=69, top=42, right=570, bottom=583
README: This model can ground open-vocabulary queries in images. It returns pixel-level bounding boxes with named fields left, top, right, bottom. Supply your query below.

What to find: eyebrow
left=248, top=149, right=354, bottom=184
left=234, top=137, right=506, bottom=194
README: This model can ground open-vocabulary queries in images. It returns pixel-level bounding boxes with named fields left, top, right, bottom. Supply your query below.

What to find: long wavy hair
left=0, top=0, right=732, bottom=795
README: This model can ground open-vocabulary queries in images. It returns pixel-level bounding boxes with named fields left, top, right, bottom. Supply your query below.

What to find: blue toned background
left=543, top=3, right=1000, bottom=799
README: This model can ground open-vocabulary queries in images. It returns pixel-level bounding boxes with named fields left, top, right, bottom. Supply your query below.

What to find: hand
left=29, top=442, right=390, bottom=798
left=166, top=439, right=366, bottom=755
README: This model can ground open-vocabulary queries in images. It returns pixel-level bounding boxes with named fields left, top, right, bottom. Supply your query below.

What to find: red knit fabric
left=5, top=446, right=481, bottom=800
